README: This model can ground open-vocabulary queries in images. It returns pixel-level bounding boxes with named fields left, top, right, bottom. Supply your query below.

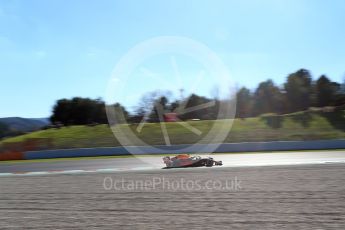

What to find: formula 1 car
left=163, top=154, right=223, bottom=168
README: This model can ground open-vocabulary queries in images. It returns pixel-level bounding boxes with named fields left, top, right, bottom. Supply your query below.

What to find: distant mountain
left=29, top=118, right=51, bottom=124
left=0, top=117, right=50, bottom=133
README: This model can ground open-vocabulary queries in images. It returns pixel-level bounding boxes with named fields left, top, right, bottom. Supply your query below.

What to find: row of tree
left=50, top=97, right=129, bottom=125
left=50, top=94, right=220, bottom=125
left=236, top=69, right=345, bottom=118
left=50, top=69, right=345, bottom=125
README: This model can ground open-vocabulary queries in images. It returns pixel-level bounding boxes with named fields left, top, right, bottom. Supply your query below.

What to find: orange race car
left=163, top=154, right=223, bottom=168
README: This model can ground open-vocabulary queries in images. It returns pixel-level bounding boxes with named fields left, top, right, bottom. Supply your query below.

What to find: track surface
left=0, top=163, right=345, bottom=229
left=1, top=150, right=345, bottom=174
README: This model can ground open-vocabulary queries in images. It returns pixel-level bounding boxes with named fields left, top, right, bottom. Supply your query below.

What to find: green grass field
left=1, top=110, right=345, bottom=150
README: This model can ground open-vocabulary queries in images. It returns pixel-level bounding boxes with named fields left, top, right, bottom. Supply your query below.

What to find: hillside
left=1, top=110, right=345, bottom=150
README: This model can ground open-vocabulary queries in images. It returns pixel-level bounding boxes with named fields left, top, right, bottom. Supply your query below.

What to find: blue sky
left=0, top=0, right=344, bottom=117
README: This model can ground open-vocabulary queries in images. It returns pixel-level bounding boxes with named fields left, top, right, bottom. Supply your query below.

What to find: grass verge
left=1, top=110, right=345, bottom=150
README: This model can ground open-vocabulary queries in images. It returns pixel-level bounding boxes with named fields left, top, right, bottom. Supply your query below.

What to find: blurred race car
left=163, top=154, right=223, bottom=168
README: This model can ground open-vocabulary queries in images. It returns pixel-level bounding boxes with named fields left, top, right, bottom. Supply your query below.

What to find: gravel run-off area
left=0, top=164, right=345, bottom=229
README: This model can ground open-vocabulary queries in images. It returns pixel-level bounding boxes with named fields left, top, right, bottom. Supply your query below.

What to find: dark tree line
left=127, top=93, right=221, bottom=123
left=50, top=97, right=130, bottom=126
left=51, top=97, right=106, bottom=125
left=236, top=69, right=345, bottom=118
left=148, top=93, right=220, bottom=122
left=50, top=69, right=345, bottom=125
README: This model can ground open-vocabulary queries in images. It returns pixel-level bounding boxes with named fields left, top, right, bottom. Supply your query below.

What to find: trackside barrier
left=21, top=139, right=345, bottom=160
left=0, top=138, right=53, bottom=160
left=0, top=151, right=25, bottom=160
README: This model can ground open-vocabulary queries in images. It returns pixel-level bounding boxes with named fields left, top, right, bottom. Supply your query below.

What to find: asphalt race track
left=1, top=150, right=345, bottom=174
left=0, top=151, right=345, bottom=229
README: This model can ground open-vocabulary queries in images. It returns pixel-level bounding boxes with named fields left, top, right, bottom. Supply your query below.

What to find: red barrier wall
left=0, top=151, right=24, bottom=160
